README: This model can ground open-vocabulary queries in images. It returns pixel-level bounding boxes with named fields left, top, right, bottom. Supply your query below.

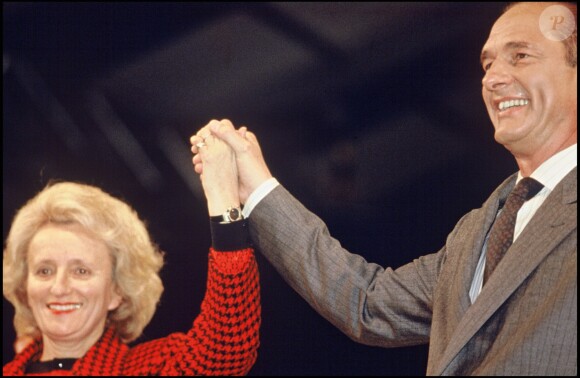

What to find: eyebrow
left=480, top=41, right=534, bottom=65
left=30, top=258, right=91, bottom=266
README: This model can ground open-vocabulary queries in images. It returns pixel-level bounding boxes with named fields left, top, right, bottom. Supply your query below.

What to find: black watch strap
left=210, top=206, right=243, bottom=223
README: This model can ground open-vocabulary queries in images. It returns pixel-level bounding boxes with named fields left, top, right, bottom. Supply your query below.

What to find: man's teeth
left=499, top=99, right=529, bottom=111
left=48, top=304, right=82, bottom=311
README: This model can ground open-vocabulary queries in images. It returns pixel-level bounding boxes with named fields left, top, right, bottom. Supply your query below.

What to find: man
left=191, top=2, right=576, bottom=375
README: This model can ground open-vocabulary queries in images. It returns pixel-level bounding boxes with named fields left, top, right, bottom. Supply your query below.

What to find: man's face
left=480, top=3, right=577, bottom=154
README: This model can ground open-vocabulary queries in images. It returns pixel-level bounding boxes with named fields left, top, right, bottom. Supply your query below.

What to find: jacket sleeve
left=179, top=247, right=260, bottom=375
left=125, top=245, right=260, bottom=376
left=248, top=184, right=435, bottom=347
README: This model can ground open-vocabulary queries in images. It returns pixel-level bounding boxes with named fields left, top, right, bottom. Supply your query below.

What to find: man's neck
left=512, top=132, right=577, bottom=176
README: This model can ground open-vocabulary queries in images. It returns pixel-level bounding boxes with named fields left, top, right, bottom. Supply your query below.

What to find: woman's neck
left=40, top=327, right=105, bottom=361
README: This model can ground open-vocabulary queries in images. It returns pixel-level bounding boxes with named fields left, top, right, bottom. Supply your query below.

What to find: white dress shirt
left=470, top=144, right=577, bottom=302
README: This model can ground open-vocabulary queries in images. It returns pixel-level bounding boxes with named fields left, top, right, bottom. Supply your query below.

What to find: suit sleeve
left=248, top=185, right=438, bottom=347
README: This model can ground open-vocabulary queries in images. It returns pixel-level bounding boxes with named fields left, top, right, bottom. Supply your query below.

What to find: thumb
left=244, top=131, right=258, bottom=144
left=237, top=126, right=248, bottom=138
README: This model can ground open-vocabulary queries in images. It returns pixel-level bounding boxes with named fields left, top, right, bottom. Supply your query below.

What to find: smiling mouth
left=47, top=303, right=82, bottom=312
left=498, top=99, right=529, bottom=112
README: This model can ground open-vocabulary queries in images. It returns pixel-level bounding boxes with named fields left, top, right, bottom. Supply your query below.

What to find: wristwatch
left=210, top=206, right=244, bottom=223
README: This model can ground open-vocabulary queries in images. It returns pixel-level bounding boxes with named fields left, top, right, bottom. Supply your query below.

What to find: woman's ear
left=108, top=286, right=123, bottom=311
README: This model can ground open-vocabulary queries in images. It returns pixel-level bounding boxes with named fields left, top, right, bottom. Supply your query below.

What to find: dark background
left=3, top=2, right=515, bottom=375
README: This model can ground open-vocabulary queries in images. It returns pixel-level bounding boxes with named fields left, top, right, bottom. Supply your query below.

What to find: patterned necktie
left=483, top=177, right=544, bottom=285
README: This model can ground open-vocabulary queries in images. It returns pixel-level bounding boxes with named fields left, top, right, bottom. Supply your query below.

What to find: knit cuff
left=209, top=219, right=251, bottom=252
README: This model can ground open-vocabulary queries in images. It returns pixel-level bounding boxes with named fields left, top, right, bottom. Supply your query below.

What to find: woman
left=3, top=134, right=260, bottom=375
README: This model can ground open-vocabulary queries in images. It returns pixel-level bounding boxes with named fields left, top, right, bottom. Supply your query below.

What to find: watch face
left=228, top=208, right=240, bottom=221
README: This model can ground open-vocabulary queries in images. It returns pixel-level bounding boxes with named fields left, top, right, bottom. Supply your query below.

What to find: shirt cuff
left=242, top=177, right=280, bottom=218
left=210, top=219, right=251, bottom=252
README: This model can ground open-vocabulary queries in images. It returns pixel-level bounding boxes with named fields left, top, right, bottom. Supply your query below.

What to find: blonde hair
left=3, top=181, right=164, bottom=343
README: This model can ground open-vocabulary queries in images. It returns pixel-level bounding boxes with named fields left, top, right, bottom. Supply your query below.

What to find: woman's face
left=26, top=223, right=122, bottom=351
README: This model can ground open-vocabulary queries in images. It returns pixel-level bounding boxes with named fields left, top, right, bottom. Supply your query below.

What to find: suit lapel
left=427, top=175, right=515, bottom=375
left=456, top=174, right=517, bottom=317
left=433, top=168, right=577, bottom=375
left=457, top=193, right=503, bottom=314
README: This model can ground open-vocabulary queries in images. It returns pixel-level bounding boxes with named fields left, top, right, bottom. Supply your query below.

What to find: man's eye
left=75, top=267, right=90, bottom=275
left=514, top=53, right=529, bottom=61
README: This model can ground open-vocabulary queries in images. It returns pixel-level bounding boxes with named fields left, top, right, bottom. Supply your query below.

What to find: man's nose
left=482, top=60, right=514, bottom=92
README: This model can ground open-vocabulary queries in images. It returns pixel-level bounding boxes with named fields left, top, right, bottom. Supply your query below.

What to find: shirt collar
left=517, top=144, right=577, bottom=191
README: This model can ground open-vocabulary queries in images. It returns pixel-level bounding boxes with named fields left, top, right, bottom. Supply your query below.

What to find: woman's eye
left=37, top=268, right=52, bottom=276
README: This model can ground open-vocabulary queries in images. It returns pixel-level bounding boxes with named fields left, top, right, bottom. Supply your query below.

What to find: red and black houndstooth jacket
left=3, top=249, right=260, bottom=376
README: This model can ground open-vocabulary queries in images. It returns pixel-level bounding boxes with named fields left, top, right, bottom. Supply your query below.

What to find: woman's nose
left=50, top=271, right=72, bottom=296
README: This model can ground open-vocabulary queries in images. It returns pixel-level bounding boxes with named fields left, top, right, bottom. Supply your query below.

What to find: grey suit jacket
left=249, top=168, right=577, bottom=375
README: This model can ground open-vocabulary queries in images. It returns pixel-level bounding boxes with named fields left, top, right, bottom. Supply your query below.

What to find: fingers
left=190, top=134, right=211, bottom=156
left=189, top=120, right=219, bottom=153
left=192, top=154, right=203, bottom=174
left=209, top=119, right=237, bottom=139
left=209, top=121, right=249, bottom=153
left=190, top=119, right=249, bottom=175
left=191, top=119, right=243, bottom=146
left=190, top=121, right=216, bottom=172
left=219, top=119, right=235, bottom=130
left=190, top=134, right=206, bottom=155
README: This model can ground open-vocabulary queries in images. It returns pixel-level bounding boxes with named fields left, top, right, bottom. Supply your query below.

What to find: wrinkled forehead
left=485, top=5, right=544, bottom=47
left=482, top=3, right=571, bottom=55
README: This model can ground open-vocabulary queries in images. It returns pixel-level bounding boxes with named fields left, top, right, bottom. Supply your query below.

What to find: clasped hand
left=190, top=119, right=273, bottom=205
